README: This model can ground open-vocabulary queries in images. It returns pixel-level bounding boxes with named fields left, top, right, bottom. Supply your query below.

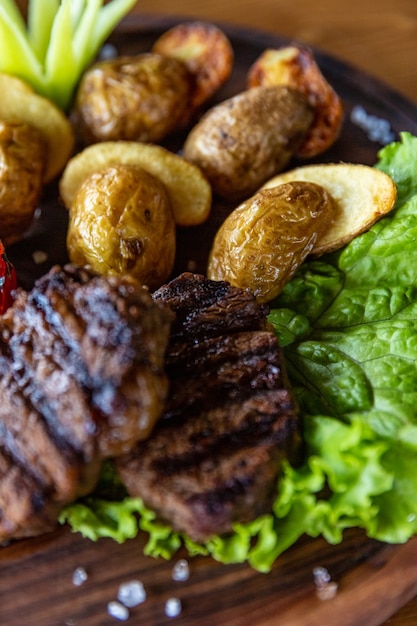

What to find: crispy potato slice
left=59, top=141, right=212, bottom=226
left=247, top=46, right=343, bottom=158
left=262, top=163, right=397, bottom=256
left=0, top=73, right=74, bottom=183
left=152, top=21, right=234, bottom=114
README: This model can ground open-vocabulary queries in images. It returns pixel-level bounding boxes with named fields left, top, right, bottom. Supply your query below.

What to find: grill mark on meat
left=152, top=391, right=297, bottom=473
left=0, top=335, right=86, bottom=502
left=0, top=264, right=172, bottom=542
left=153, top=272, right=268, bottom=341
left=163, top=332, right=286, bottom=419
left=117, top=273, right=301, bottom=542
left=0, top=446, right=58, bottom=539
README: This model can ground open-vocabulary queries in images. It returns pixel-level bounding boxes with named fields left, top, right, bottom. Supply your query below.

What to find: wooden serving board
left=2, top=15, right=417, bottom=626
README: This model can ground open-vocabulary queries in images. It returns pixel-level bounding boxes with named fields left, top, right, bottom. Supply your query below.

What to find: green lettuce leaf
left=62, top=132, right=417, bottom=572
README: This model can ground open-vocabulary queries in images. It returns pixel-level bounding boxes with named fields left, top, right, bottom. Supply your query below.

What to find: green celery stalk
left=27, top=0, right=59, bottom=62
left=0, top=0, right=137, bottom=110
left=0, top=5, right=44, bottom=89
left=0, top=0, right=27, bottom=32
left=69, top=0, right=87, bottom=31
left=44, top=0, right=79, bottom=109
left=72, top=0, right=102, bottom=68
left=90, top=0, right=137, bottom=58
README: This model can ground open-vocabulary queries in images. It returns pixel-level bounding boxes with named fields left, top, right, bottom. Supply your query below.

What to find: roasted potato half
left=0, top=73, right=74, bottom=183
left=0, top=121, right=46, bottom=246
left=59, top=141, right=212, bottom=227
left=262, top=163, right=397, bottom=255
left=247, top=46, right=343, bottom=158
left=207, top=181, right=337, bottom=303
left=183, top=85, right=313, bottom=201
left=67, top=164, right=176, bottom=290
left=72, top=53, right=192, bottom=145
left=152, top=21, right=234, bottom=115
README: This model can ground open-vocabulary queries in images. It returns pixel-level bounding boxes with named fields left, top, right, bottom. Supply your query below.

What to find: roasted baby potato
left=0, top=73, right=74, bottom=183
left=183, top=85, right=313, bottom=201
left=59, top=141, right=212, bottom=227
left=67, top=164, right=176, bottom=290
left=262, top=163, right=397, bottom=255
left=247, top=46, right=343, bottom=158
left=72, top=53, right=192, bottom=144
left=207, top=181, right=337, bottom=303
left=152, top=21, right=234, bottom=116
left=0, top=121, right=46, bottom=246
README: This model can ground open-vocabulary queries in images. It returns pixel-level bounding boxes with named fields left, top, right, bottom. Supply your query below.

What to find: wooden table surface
left=10, top=2, right=417, bottom=625
left=130, top=2, right=417, bottom=625
left=130, top=0, right=417, bottom=106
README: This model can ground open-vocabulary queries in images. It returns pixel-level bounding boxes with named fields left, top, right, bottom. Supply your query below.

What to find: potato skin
left=0, top=120, right=46, bottom=246
left=67, top=164, right=176, bottom=290
left=73, top=53, right=192, bottom=144
left=152, top=21, right=234, bottom=115
left=183, top=85, right=313, bottom=201
left=207, top=181, right=337, bottom=303
left=247, top=46, right=344, bottom=158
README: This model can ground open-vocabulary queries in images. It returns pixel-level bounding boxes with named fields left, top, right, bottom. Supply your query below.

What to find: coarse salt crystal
left=107, top=601, right=130, bottom=621
left=313, top=566, right=338, bottom=601
left=316, top=581, right=339, bottom=601
left=172, top=559, right=190, bottom=582
left=72, top=566, right=88, bottom=587
left=165, top=597, right=182, bottom=618
left=117, top=580, right=147, bottom=608
left=312, top=566, right=331, bottom=588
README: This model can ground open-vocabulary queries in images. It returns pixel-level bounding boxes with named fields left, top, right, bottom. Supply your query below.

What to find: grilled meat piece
left=117, top=273, right=300, bottom=542
left=0, top=264, right=171, bottom=541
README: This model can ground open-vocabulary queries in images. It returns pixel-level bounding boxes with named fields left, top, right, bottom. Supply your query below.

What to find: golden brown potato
left=262, top=163, right=397, bottom=255
left=67, top=164, right=176, bottom=290
left=0, top=73, right=74, bottom=183
left=207, top=181, right=337, bottom=303
left=183, top=85, right=313, bottom=201
left=247, top=46, right=343, bottom=158
left=72, top=53, right=192, bottom=144
left=152, top=21, right=234, bottom=116
left=59, top=141, right=212, bottom=227
left=0, top=121, right=46, bottom=246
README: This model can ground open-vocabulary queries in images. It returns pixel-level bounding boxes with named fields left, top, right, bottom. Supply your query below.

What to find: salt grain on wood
left=172, top=559, right=190, bottom=582
left=72, top=566, right=88, bottom=586
left=117, top=580, right=147, bottom=607
left=165, top=597, right=182, bottom=618
left=107, top=601, right=130, bottom=621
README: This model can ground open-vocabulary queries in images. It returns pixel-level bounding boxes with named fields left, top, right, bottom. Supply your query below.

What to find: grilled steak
left=117, top=273, right=301, bottom=542
left=0, top=264, right=171, bottom=541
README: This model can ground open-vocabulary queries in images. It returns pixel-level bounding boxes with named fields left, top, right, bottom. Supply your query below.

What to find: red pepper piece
left=0, top=239, right=17, bottom=314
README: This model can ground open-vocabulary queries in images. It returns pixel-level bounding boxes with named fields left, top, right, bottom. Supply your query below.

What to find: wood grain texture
left=4, top=7, right=417, bottom=625
left=126, top=0, right=417, bottom=105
